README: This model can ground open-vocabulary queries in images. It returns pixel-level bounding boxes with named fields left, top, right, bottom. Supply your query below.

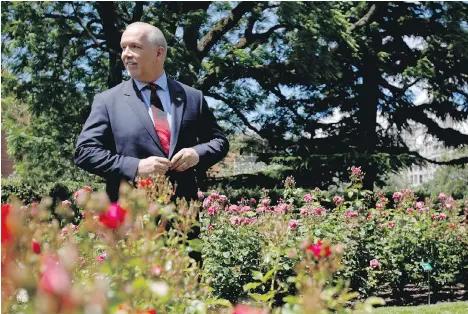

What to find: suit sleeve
left=74, top=95, right=140, bottom=180
left=192, top=92, right=229, bottom=169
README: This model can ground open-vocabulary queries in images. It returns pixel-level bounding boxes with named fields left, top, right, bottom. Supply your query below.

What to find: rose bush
left=2, top=167, right=466, bottom=312
left=200, top=167, right=467, bottom=304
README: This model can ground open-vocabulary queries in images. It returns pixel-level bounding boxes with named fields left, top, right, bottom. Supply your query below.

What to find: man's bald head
left=125, top=22, right=167, bottom=60
left=120, top=22, right=167, bottom=82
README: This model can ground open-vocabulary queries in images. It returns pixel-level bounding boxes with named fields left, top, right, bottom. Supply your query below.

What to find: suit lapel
left=167, top=78, right=186, bottom=158
left=123, top=79, right=165, bottom=153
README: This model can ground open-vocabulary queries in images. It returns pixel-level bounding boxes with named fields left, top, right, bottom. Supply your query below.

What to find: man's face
left=120, top=26, right=163, bottom=82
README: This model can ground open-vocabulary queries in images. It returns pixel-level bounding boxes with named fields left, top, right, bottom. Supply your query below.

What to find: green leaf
left=262, top=268, right=278, bottom=283
left=243, top=282, right=263, bottom=292
left=132, top=277, right=146, bottom=290
left=249, top=290, right=276, bottom=302
left=252, top=270, right=264, bottom=282
left=283, top=295, right=301, bottom=304
left=188, top=239, right=203, bottom=252
left=205, top=298, right=232, bottom=308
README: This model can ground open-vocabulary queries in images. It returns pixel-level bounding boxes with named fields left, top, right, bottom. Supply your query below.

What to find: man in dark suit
left=75, top=22, right=229, bottom=202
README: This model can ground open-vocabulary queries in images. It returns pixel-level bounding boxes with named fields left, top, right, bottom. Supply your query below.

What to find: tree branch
left=348, top=3, right=378, bottom=32
left=205, top=91, right=263, bottom=137
left=71, top=4, right=107, bottom=51
left=182, top=2, right=212, bottom=56
left=197, top=1, right=257, bottom=58
left=235, top=24, right=287, bottom=49
left=408, top=151, right=468, bottom=166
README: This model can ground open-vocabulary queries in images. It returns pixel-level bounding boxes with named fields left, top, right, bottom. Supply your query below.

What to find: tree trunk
left=96, top=2, right=123, bottom=88
left=359, top=52, right=380, bottom=190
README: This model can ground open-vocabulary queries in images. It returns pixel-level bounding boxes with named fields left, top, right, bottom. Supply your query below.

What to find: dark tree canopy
left=1, top=1, right=467, bottom=189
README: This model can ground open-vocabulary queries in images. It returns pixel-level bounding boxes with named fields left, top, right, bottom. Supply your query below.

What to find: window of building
left=419, top=175, right=423, bottom=184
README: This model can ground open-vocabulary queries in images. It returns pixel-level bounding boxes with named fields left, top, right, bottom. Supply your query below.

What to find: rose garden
left=2, top=1, right=468, bottom=313
left=2, top=167, right=467, bottom=313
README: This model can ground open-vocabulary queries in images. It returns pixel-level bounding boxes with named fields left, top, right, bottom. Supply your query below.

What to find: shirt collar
left=134, top=71, right=168, bottom=91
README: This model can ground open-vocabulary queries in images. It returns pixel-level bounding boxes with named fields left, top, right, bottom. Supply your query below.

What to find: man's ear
left=157, top=47, right=163, bottom=58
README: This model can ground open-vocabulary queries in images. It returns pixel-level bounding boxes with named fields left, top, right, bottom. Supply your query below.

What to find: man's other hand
left=137, top=156, right=172, bottom=176
left=170, top=148, right=199, bottom=172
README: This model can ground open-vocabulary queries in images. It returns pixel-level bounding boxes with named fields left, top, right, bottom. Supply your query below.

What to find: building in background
left=399, top=116, right=467, bottom=187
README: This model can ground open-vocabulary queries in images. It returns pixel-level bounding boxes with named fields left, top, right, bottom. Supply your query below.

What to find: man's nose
left=122, top=46, right=132, bottom=58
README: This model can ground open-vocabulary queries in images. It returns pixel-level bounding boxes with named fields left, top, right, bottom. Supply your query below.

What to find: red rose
left=32, top=239, right=41, bottom=254
left=306, top=240, right=331, bottom=259
left=139, top=178, right=152, bottom=188
left=99, top=203, right=127, bottom=229
left=1, top=204, right=12, bottom=244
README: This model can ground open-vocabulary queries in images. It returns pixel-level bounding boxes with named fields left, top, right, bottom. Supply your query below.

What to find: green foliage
left=201, top=218, right=263, bottom=302
left=199, top=170, right=468, bottom=305
left=1, top=176, right=105, bottom=204
left=2, top=1, right=467, bottom=192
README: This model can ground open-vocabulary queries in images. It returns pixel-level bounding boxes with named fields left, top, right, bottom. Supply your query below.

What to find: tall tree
left=248, top=1, right=468, bottom=189
left=2, top=1, right=467, bottom=189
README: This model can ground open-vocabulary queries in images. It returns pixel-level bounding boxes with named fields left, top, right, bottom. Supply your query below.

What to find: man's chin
left=126, top=70, right=140, bottom=79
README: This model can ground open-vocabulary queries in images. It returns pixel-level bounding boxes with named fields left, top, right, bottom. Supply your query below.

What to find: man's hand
left=170, top=148, right=199, bottom=172
left=137, top=156, right=172, bottom=176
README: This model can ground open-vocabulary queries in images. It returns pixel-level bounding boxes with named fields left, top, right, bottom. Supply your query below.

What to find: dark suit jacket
left=74, top=78, right=229, bottom=201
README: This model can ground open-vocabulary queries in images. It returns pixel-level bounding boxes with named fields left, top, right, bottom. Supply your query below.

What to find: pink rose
left=95, top=252, right=107, bottom=263
left=202, top=198, right=211, bottom=209
left=344, top=210, right=358, bottom=218
left=232, top=304, right=262, bottom=314
left=300, top=208, right=309, bottom=215
left=61, top=227, right=68, bottom=236
left=288, top=220, right=298, bottom=229
left=197, top=191, right=204, bottom=200
left=333, top=196, right=343, bottom=205
left=393, top=192, right=403, bottom=199
left=370, top=259, right=379, bottom=268
left=207, top=224, right=213, bottom=231
left=261, top=199, right=270, bottom=207
left=438, top=193, right=447, bottom=200
left=439, top=213, right=447, bottom=220
left=406, top=207, right=414, bottom=213
left=313, top=207, right=325, bottom=216
left=39, top=255, right=71, bottom=295
left=388, top=221, right=394, bottom=228
left=151, top=265, right=162, bottom=277
left=351, top=166, right=362, bottom=176
left=242, top=206, right=250, bottom=212
left=208, top=206, right=217, bottom=216
left=62, top=200, right=72, bottom=206
left=416, top=201, right=425, bottom=209
left=83, top=186, right=92, bottom=192
left=303, top=194, right=312, bottom=202
left=376, top=203, right=383, bottom=209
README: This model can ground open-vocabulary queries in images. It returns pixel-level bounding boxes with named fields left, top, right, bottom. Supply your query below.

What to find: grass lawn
left=373, top=301, right=468, bottom=314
